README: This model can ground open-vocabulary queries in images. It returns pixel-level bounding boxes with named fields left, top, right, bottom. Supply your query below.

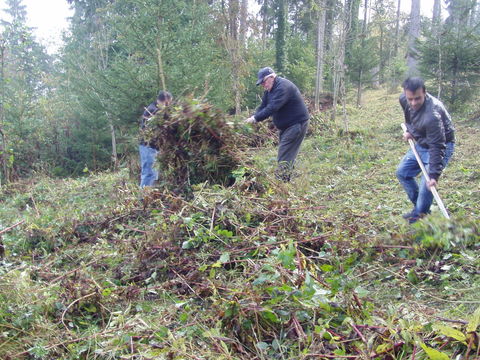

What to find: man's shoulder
left=143, top=102, right=158, bottom=116
left=426, top=93, right=446, bottom=110
left=275, top=77, right=301, bottom=97
left=425, top=93, right=450, bottom=118
left=147, top=101, right=158, bottom=110
left=279, top=76, right=297, bottom=88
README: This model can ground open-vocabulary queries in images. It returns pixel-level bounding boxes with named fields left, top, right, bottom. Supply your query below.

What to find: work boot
left=402, top=209, right=416, bottom=219
left=274, top=168, right=291, bottom=182
left=407, top=216, right=420, bottom=224
left=406, top=212, right=428, bottom=224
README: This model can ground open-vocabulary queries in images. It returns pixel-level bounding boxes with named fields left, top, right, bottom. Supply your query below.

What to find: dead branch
left=61, top=292, right=97, bottom=332
left=0, top=219, right=25, bottom=235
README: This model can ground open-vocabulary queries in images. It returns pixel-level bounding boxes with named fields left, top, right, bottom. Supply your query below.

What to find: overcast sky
left=1, top=0, right=442, bottom=54
left=0, top=0, right=73, bottom=53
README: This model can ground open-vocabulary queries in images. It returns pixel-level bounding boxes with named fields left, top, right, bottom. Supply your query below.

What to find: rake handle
left=400, top=123, right=450, bottom=220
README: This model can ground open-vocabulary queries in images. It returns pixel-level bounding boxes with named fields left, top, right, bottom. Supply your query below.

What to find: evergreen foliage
left=417, top=0, right=480, bottom=109
left=0, top=0, right=52, bottom=181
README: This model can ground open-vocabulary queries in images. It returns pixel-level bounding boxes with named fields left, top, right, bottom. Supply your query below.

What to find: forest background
left=1, top=0, right=479, bottom=182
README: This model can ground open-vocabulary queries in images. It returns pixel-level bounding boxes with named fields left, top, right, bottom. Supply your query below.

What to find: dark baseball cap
left=256, top=67, right=275, bottom=85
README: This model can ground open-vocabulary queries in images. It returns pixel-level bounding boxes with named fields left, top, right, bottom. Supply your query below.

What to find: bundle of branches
left=233, top=118, right=278, bottom=148
left=142, top=98, right=242, bottom=194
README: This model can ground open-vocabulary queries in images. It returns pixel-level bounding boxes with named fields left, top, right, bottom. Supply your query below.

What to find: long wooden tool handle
left=400, top=123, right=450, bottom=219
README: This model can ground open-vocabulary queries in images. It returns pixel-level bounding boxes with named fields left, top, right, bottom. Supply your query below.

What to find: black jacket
left=140, top=101, right=160, bottom=130
left=399, top=92, right=455, bottom=180
left=254, top=77, right=309, bottom=131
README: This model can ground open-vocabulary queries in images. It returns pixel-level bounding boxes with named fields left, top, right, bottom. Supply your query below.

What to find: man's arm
left=246, top=92, right=268, bottom=123
left=143, top=103, right=158, bottom=119
left=254, top=81, right=289, bottom=122
left=426, top=112, right=447, bottom=181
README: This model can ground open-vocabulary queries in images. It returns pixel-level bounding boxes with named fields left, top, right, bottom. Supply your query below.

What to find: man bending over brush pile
left=245, top=67, right=309, bottom=182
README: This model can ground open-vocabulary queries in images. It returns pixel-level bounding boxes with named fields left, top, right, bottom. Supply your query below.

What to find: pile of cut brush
left=142, top=98, right=247, bottom=194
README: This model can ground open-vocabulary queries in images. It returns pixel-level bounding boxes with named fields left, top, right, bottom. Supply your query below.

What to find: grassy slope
left=0, top=88, right=479, bottom=359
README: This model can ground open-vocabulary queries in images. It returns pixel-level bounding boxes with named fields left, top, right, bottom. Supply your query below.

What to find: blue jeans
left=396, top=142, right=454, bottom=217
left=139, top=144, right=158, bottom=187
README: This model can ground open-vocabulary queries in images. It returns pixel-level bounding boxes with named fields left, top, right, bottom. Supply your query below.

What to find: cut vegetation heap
left=142, top=98, right=246, bottom=194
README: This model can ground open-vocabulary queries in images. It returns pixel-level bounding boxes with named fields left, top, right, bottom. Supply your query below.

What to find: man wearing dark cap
left=245, top=67, right=309, bottom=181
left=139, top=90, right=172, bottom=187
left=397, top=77, right=455, bottom=223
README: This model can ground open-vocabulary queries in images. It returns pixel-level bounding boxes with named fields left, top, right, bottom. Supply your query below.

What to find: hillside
left=0, top=89, right=479, bottom=360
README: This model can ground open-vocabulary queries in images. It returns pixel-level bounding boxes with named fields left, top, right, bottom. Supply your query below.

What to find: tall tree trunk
left=235, top=0, right=247, bottom=114
left=108, top=115, right=118, bottom=169
left=222, top=0, right=244, bottom=115
left=356, top=0, right=368, bottom=107
left=394, top=0, right=401, bottom=57
left=314, top=0, right=327, bottom=111
left=232, top=0, right=242, bottom=114
left=345, top=0, right=361, bottom=64
left=406, top=0, right=420, bottom=76
left=432, top=0, right=442, bottom=98
left=156, top=46, right=167, bottom=92
left=275, top=0, right=287, bottom=73
left=324, top=0, right=336, bottom=90
left=433, top=0, right=441, bottom=25
left=325, top=0, right=335, bottom=53
left=0, top=127, right=6, bottom=187
left=155, top=14, right=167, bottom=91
left=468, top=0, right=477, bottom=26
left=261, top=0, right=269, bottom=50
left=0, top=42, right=8, bottom=185
left=240, top=0, right=248, bottom=45
left=378, top=22, right=384, bottom=84
left=451, top=55, right=458, bottom=104
left=332, top=4, right=348, bottom=123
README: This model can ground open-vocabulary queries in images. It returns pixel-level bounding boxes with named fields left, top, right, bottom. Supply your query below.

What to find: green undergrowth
left=0, top=88, right=479, bottom=359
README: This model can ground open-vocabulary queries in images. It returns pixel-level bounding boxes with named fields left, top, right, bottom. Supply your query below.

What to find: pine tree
left=418, top=0, right=480, bottom=108
left=0, top=0, right=51, bottom=182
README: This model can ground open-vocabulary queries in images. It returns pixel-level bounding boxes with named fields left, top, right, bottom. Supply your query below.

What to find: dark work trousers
left=276, top=120, right=309, bottom=181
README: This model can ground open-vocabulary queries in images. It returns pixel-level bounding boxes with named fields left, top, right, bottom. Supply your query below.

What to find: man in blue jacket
left=139, top=90, right=172, bottom=187
left=245, top=67, right=309, bottom=181
left=397, top=77, right=455, bottom=223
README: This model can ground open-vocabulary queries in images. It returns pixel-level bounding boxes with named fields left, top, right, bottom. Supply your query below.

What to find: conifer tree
left=418, top=0, right=480, bottom=108
left=0, top=0, right=51, bottom=181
